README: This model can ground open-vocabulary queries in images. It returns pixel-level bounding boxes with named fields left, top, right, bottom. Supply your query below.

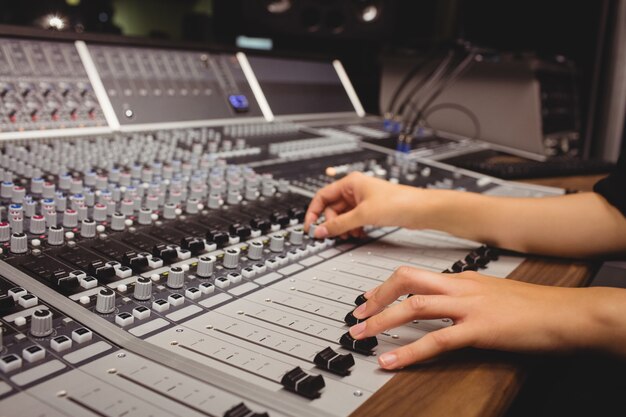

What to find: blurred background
left=0, top=0, right=622, bottom=160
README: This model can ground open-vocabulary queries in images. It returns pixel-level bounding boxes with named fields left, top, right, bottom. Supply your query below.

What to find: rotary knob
left=226, top=190, right=241, bottom=205
left=196, top=256, right=215, bottom=277
left=80, top=219, right=96, bottom=238
left=120, top=199, right=134, bottom=216
left=110, top=212, right=125, bottom=231
left=0, top=222, right=10, bottom=242
left=29, top=215, right=46, bottom=235
left=30, top=309, right=53, bottom=337
left=269, top=234, right=285, bottom=253
left=93, top=203, right=107, bottom=221
left=244, top=186, right=259, bottom=201
left=47, top=226, right=64, bottom=246
left=10, top=232, right=27, bottom=254
left=137, top=208, right=152, bottom=225
left=95, top=288, right=116, bottom=314
left=167, top=267, right=185, bottom=289
left=186, top=198, right=199, bottom=214
left=261, top=180, right=276, bottom=197
left=163, top=203, right=177, bottom=219
left=133, top=276, right=152, bottom=300
left=247, top=240, right=264, bottom=260
left=223, top=247, right=240, bottom=269
left=62, top=209, right=78, bottom=228
left=208, top=192, right=222, bottom=209
left=289, top=228, right=304, bottom=245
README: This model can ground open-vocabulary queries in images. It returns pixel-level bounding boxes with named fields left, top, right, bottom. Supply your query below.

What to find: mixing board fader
left=0, top=33, right=566, bottom=417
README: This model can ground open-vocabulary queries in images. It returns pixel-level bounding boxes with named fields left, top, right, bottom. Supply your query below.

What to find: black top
left=594, top=153, right=626, bottom=216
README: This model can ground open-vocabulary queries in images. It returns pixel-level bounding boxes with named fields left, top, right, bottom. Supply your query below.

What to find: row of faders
left=0, top=274, right=275, bottom=417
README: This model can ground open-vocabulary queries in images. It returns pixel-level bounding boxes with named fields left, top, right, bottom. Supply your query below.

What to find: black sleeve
left=594, top=153, right=626, bottom=216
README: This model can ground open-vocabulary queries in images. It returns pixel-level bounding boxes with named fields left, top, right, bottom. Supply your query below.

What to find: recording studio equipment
left=0, top=32, right=564, bottom=417
left=381, top=52, right=582, bottom=159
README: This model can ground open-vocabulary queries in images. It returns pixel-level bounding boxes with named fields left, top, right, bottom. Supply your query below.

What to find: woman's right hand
left=304, top=172, right=424, bottom=239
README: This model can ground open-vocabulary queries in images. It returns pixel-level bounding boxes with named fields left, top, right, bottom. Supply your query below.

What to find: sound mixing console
left=0, top=33, right=564, bottom=417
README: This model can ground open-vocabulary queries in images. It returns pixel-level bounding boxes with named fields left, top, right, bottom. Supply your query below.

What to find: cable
left=384, top=48, right=440, bottom=117
left=422, top=102, right=481, bottom=140
left=394, top=50, right=456, bottom=126
left=406, top=48, right=478, bottom=135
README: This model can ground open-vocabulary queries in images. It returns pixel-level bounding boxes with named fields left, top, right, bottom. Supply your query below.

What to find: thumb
left=315, top=208, right=364, bottom=238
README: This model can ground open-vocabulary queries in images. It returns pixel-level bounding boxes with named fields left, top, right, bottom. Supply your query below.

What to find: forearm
left=406, top=189, right=626, bottom=258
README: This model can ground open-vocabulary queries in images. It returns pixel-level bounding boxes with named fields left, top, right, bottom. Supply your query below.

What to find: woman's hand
left=348, top=266, right=626, bottom=369
left=304, top=172, right=425, bottom=240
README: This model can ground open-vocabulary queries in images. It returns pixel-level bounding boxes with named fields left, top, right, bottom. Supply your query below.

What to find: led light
left=361, top=5, right=379, bottom=22
left=266, top=0, right=292, bottom=14
left=47, top=15, right=66, bottom=30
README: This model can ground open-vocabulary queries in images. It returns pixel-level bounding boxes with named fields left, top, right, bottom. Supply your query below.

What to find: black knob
left=313, top=347, right=355, bottom=376
left=153, top=244, right=178, bottom=262
left=280, top=366, right=325, bottom=399
left=180, top=237, right=205, bottom=254
left=224, top=403, right=269, bottom=417
left=88, top=260, right=116, bottom=282
left=339, top=332, right=378, bottom=355
left=123, top=251, right=149, bottom=272
left=354, top=293, right=368, bottom=306
left=344, top=310, right=368, bottom=326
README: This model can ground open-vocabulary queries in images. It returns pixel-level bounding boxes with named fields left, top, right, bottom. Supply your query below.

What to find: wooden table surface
left=350, top=174, right=607, bottom=417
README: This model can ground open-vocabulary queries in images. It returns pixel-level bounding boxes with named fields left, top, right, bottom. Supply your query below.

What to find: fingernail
left=379, top=353, right=398, bottom=368
left=364, top=287, right=377, bottom=299
left=353, top=303, right=366, bottom=318
left=314, top=225, right=328, bottom=239
left=349, top=322, right=366, bottom=338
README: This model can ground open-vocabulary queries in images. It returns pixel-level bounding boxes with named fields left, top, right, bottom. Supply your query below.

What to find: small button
left=50, top=335, right=72, bottom=352
left=152, top=299, right=170, bottom=313
left=22, top=344, right=46, bottom=363
left=115, top=266, right=133, bottom=278
left=185, top=288, right=201, bottom=300
left=18, top=294, right=38, bottom=308
left=81, top=276, right=98, bottom=289
left=199, top=282, right=214, bottom=295
left=167, top=293, right=184, bottom=307
left=132, top=306, right=151, bottom=320
left=115, top=312, right=135, bottom=327
left=72, top=327, right=93, bottom=344
left=215, top=277, right=230, bottom=289
left=0, top=354, right=22, bottom=373
left=265, top=259, right=278, bottom=269
left=242, top=267, right=255, bottom=279
left=253, top=263, right=267, bottom=274
left=8, top=287, right=27, bottom=301
left=227, top=272, right=242, bottom=284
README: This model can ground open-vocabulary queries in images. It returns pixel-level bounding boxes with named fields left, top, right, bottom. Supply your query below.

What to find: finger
left=317, top=206, right=365, bottom=238
left=322, top=207, right=351, bottom=240
left=349, top=294, right=462, bottom=340
left=378, top=324, right=475, bottom=369
left=353, top=267, right=454, bottom=319
left=304, top=178, right=353, bottom=231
